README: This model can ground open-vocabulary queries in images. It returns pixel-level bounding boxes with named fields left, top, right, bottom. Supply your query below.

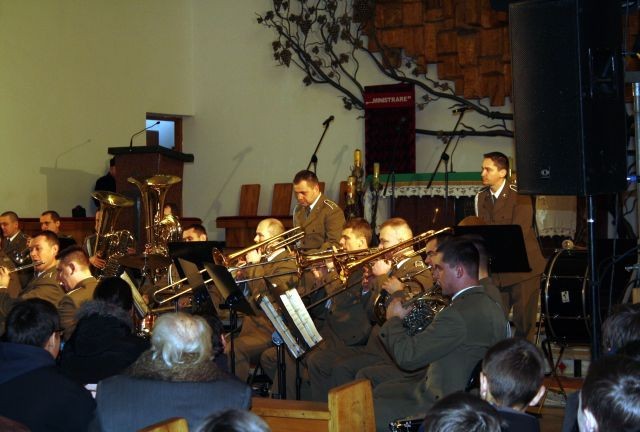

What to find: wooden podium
left=107, top=146, right=194, bottom=248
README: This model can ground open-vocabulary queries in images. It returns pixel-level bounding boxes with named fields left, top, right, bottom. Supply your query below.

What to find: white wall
left=0, top=0, right=193, bottom=216
left=1, top=0, right=515, bottom=241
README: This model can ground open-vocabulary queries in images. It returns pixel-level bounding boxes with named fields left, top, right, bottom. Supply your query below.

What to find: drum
left=541, top=249, right=590, bottom=344
left=389, top=416, right=423, bottom=432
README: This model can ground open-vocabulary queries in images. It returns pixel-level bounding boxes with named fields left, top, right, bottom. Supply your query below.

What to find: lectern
left=107, top=146, right=194, bottom=248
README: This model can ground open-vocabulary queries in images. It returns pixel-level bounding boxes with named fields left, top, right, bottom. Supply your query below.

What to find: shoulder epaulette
left=323, top=199, right=338, bottom=210
left=509, top=183, right=518, bottom=192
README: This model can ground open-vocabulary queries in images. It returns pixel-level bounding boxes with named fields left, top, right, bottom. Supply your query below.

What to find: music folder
left=453, top=224, right=531, bottom=273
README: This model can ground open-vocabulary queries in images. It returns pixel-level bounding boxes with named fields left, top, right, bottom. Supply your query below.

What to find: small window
left=146, top=113, right=183, bottom=152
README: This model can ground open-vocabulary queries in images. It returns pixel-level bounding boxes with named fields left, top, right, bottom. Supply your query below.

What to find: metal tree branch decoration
left=257, top=0, right=513, bottom=139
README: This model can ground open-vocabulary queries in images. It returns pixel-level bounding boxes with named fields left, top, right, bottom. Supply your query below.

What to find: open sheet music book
left=257, top=288, right=322, bottom=359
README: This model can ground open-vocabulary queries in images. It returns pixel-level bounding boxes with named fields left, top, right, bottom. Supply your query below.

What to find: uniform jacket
left=58, top=276, right=99, bottom=340
left=476, top=183, right=547, bottom=287
left=293, top=193, right=345, bottom=252
left=2, top=231, right=31, bottom=288
left=0, top=266, right=65, bottom=321
left=379, top=286, right=508, bottom=405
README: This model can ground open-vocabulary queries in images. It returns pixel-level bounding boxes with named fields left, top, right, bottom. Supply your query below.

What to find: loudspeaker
left=509, top=0, right=627, bottom=195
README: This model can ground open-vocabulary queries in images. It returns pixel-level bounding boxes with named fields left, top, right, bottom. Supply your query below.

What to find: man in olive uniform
left=0, top=211, right=31, bottom=290
left=475, top=152, right=546, bottom=339
left=308, top=218, right=432, bottom=401
left=292, top=170, right=345, bottom=253
left=232, top=218, right=299, bottom=382
left=56, top=246, right=98, bottom=340
left=0, top=231, right=65, bottom=323
left=374, top=238, right=508, bottom=431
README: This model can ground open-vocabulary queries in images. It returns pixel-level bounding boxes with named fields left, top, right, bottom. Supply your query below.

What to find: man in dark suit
left=373, top=238, right=508, bottom=431
left=475, top=151, right=547, bottom=339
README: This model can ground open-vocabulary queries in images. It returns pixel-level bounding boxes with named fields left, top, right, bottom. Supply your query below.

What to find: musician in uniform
left=182, top=223, right=208, bottom=242
left=292, top=170, right=345, bottom=253
left=308, top=218, right=432, bottom=401
left=0, top=231, right=65, bottom=324
left=0, top=210, right=31, bottom=289
left=475, top=152, right=546, bottom=338
left=56, top=246, right=98, bottom=340
left=232, top=218, right=298, bottom=382
left=40, top=210, right=77, bottom=249
left=374, top=238, right=508, bottom=431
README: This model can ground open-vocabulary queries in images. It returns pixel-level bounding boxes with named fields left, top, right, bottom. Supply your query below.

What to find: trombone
left=212, top=227, right=305, bottom=267
left=334, top=227, right=453, bottom=283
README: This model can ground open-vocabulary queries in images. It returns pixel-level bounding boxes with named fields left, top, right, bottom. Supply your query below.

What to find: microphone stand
left=307, top=118, right=333, bottom=172
left=426, top=109, right=466, bottom=221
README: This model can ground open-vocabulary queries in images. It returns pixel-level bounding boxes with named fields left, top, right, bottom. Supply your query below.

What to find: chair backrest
left=328, top=379, right=375, bottom=432
left=137, top=417, right=189, bottom=432
left=239, top=184, right=260, bottom=217
left=271, top=183, right=293, bottom=216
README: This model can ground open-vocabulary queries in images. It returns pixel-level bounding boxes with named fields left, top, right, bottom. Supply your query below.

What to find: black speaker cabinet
left=509, top=0, right=627, bottom=195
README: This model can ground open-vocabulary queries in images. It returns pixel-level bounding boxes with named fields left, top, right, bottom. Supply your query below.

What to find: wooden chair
left=252, top=379, right=375, bottom=432
left=239, top=184, right=261, bottom=216
left=137, top=417, right=189, bottom=432
left=271, top=183, right=293, bottom=216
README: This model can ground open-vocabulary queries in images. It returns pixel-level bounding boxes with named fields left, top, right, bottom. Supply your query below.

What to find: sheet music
left=280, top=289, right=322, bottom=348
left=258, top=295, right=305, bottom=358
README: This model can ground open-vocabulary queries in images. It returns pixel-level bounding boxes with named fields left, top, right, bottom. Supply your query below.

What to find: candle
left=354, top=149, right=362, bottom=167
left=373, top=162, right=380, bottom=179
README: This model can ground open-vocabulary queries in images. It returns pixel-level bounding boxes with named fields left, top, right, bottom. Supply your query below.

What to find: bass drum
left=541, top=249, right=590, bottom=344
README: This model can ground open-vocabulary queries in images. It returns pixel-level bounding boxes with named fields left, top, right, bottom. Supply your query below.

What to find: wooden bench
left=251, top=379, right=375, bottom=432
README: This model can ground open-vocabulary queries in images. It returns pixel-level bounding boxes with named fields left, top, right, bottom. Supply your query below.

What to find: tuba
left=128, top=175, right=182, bottom=257
left=92, top=191, right=135, bottom=279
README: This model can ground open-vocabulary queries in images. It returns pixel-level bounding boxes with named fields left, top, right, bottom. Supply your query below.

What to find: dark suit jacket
left=476, top=183, right=547, bottom=287
left=94, top=374, right=251, bottom=431
left=379, top=286, right=508, bottom=406
left=293, top=193, right=345, bottom=252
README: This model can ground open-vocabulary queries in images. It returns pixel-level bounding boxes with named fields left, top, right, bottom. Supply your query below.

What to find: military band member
left=292, top=170, right=345, bottom=252
left=232, top=218, right=298, bottom=382
left=41, top=210, right=77, bottom=250
left=56, top=246, right=98, bottom=340
left=475, top=152, right=546, bottom=339
left=0, top=211, right=31, bottom=289
left=182, top=223, right=208, bottom=242
left=374, top=238, right=508, bottom=430
left=0, top=231, right=65, bottom=323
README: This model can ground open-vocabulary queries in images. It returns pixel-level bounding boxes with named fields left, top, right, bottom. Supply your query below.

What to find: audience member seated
left=480, top=338, right=545, bottom=432
left=197, top=409, right=270, bottom=432
left=59, top=277, right=149, bottom=384
left=577, top=355, right=640, bottom=432
left=94, top=312, right=251, bottom=431
left=0, top=299, right=96, bottom=432
left=562, top=303, right=640, bottom=432
left=421, top=392, right=503, bottom=432
left=56, top=246, right=98, bottom=340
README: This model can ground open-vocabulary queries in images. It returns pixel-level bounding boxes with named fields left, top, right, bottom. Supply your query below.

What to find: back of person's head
left=436, top=237, right=479, bottom=280
left=481, top=337, right=545, bottom=410
left=151, top=312, right=212, bottom=367
left=602, top=303, right=640, bottom=354
left=423, top=392, right=502, bottom=432
left=93, top=277, right=133, bottom=311
left=198, top=409, right=270, bottom=432
left=4, top=299, right=59, bottom=347
left=617, top=340, right=640, bottom=362
left=57, top=245, right=90, bottom=269
left=580, top=355, right=640, bottom=432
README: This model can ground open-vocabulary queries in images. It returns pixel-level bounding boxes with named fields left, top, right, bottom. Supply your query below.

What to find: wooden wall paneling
left=463, top=66, right=481, bottom=99
left=382, top=3, right=403, bottom=27
left=402, top=1, right=423, bottom=27
left=457, top=29, right=479, bottom=66
left=480, top=27, right=503, bottom=57
left=423, top=21, right=442, bottom=63
left=462, top=0, right=482, bottom=27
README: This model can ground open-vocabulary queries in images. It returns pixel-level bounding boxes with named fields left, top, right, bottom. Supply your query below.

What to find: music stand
left=204, top=263, right=255, bottom=376
left=168, top=241, right=225, bottom=278
left=454, top=224, right=531, bottom=273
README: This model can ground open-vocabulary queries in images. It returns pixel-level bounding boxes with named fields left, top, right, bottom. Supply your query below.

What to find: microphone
left=452, top=106, right=471, bottom=114
left=322, top=115, right=335, bottom=126
left=129, top=121, right=160, bottom=150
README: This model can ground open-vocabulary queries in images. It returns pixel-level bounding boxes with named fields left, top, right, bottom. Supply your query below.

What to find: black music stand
left=168, top=241, right=225, bottom=278
left=204, top=263, right=254, bottom=376
left=454, top=224, right=531, bottom=273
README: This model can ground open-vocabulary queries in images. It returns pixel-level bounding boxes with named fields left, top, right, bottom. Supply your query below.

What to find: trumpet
left=334, top=227, right=453, bottom=283
left=3, top=261, right=43, bottom=273
left=212, top=227, right=304, bottom=267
